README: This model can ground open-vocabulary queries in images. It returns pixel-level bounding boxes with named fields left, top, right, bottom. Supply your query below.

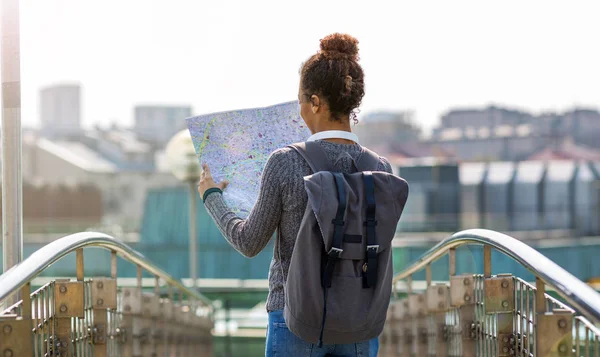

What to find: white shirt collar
left=306, top=130, right=360, bottom=144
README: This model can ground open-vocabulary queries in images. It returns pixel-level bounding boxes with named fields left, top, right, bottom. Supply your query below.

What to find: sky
left=12, top=0, right=600, bottom=132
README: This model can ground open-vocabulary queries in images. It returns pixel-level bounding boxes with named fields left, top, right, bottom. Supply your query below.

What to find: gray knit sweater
left=204, top=140, right=393, bottom=312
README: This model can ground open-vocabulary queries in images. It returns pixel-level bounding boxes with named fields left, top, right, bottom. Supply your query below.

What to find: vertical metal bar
left=189, top=181, right=198, bottom=290
left=515, top=281, right=520, bottom=356
left=38, top=292, right=42, bottom=355
left=407, top=275, right=413, bottom=294
left=1, top=0, right=23, bottom=310
left=535, top=278, right=545, bottom=314
left=45, top=289, right=50, bottom=355
left=40, top=291, right=44, bottom=357
left=476, top=275, right=481, bottom=356
left=449, top=248, right=456, bottom=277
left=74, top=314, right=79, bottom=356
left=154, top=276, right=160, bottom=357
left=480, top=276, right=484, bottom=357
left=425, top=264, right=432, bottom=287
left=483, top=246, right=492, bottom=277
left=532, top=284, right=536, bottom=357
left=179, top=288, right=184, bottom=357
left=78, top=313, right=82, bottom=353
left=576, top=319, right=581, bottom=357
left=73, top=310, right=77, bottom=354
left=168, top=283, right=174, bottom=356
left=518, top=281, right=522, bottom=356
left=80, top=312, right=84, bottom=357
left=585, top=327, right=590, bottom=357
left=137, top=265, right=142, bottom=288
left=38, top=291, right=41, bottom=355
left=526, top=284, right=531, bottom=356
left=111, top=250, right=117, bottom=279
left=76, top=248, right=84, bottom=281
left=86, top=282, right=92, bottom=357
left=75, top=315, right=78, bottom=357
left=85, top=310, right=89, bottom=356
left=21, top=282, right=31, bottom=318
left=34, top=293, right=39, bottom=356
left=51, top=283, right=56, bottom=355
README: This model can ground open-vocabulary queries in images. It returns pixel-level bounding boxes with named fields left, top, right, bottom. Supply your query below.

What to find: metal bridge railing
left=0, top=232, right=214, bottom=356
left=380, top=229, right=600, bottom=357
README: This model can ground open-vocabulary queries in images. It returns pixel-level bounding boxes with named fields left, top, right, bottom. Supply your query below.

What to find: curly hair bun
left=320, top=33, right=359, bottom=61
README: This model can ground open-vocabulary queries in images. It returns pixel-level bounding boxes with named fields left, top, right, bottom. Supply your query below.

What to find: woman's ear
left=310, top=95, right=321, bottom=114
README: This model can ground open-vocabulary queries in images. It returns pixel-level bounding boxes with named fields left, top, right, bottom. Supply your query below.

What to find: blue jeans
left=266, top=310, right=379, bottom=357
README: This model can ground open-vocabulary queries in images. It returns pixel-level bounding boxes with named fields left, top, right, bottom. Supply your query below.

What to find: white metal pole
left=1, top=0, right=23, bottom=306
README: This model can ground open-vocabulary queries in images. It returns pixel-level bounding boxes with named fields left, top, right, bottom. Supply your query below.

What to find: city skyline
left=25, top=82, right=600, bottom=133
left=16, top=0, right=600, bottom=132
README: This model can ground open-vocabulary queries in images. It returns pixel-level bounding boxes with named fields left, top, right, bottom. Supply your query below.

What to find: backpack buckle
left=367, top=245, right=379, bottom=253
left=328, top=247, right=343, bottom=258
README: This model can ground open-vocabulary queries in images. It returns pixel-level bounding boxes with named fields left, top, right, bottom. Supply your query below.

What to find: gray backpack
left=283, top=142, right=409, bottom=347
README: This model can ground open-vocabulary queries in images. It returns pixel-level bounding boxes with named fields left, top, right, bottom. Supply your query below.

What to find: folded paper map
left=186, top=101, right=311, bottom=218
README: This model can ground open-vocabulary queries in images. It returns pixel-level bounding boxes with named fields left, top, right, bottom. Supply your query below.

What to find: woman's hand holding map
left=198, top=163, right=229, bottom=201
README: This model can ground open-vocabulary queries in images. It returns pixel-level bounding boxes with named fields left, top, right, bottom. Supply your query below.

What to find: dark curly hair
left=300, top=33, right=365, bottom=124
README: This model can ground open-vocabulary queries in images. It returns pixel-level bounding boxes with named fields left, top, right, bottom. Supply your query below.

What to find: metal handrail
left=392, top=228, right=600, bottom=324
left=0, top=231, right=213, bottom=307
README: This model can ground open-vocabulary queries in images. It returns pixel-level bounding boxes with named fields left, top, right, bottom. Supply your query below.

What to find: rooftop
left=37, top=138, right=118, bottom=173
left=528, top=140, right=600, bottom=161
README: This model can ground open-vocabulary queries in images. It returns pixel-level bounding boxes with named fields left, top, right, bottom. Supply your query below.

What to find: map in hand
left=186, top=101, right=311, bottom=218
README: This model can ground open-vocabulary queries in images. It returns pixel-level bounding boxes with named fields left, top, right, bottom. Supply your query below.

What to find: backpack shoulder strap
left=356, top=146, right=381, bottom=172
left=288, top=142, right=332, bottom=172
left=362, top=171, right=378, bottom=288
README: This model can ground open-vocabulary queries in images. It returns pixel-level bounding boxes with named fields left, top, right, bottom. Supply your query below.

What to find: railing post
left=449, top=248, right=456, bottom=277
left=76, top=249, right=84, bottom=281
left=404, top=276, right=413, bottom=357
left=484, top=274, right=516, bottom=356
left=0, top=314, right=33, bottom=356
left=426, top=264, right=432, bottom=287
left=54, top=279, right=85, bottom=356
left=121, top=266, right=146, bottom=356
left=409, top=290, right=428, bottom=356
left=483, top=245, right=492, bottom=277
left=111, top=250, right=117, bottom=279
left=381, top=280, right=401, bottom=357
left=178, top=290, right=186, bottom=356
left=450, top=274, right=477, bottom=357
left=426, top=283, right=450, bottom=357
left=154, top=276, right=161, bottom=354
left=121, top=287, right=141, bottom=357
left=20, top=282, right=31, bottom=318
left=1, top=0, right=24, bottom=311
left=157, top=280, right=171, bottom=357
left=90, top=278, right=117, bottom=357
left=536, top=277, right=546, bottom=314
left=398, top=299, right=410, bottom=357
left=535, top=278, right=574, bottom=357
left=536, top=308, right=573, bottom=357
